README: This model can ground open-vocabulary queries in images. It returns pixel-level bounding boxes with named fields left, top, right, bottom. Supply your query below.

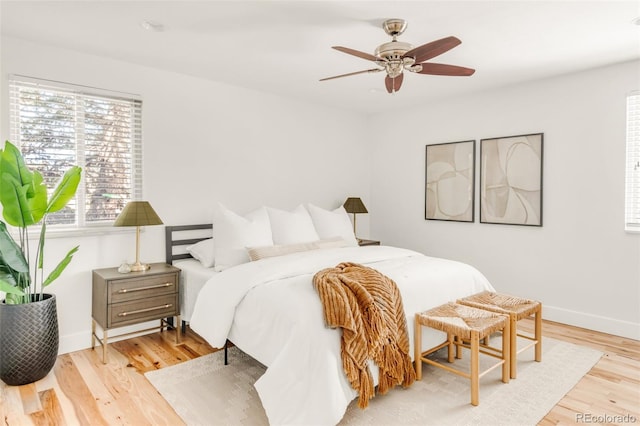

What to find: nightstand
left=358, top=239, right=380, bottom=246
left=91, top=263, right=181, bottom=363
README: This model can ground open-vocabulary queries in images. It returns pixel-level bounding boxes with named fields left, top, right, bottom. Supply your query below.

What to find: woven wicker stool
left=457, top=291, right=542, bottom=379
left=415, top=303, right=510, bottom=406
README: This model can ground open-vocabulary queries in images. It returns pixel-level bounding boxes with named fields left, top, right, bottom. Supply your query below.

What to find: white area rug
left=145, top=338, right=602, bottom=426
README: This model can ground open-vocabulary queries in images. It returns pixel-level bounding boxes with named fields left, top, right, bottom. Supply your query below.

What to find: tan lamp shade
left=114, top=201, right=163, bottom=272
left=113, top=201, right=163, bottom=227
left=343, top=197, right=368, bottom=214
left=343, top=197, right=368, bottom=238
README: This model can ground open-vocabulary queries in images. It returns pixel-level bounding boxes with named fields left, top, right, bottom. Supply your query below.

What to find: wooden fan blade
left=319, top=68, right=382, bottom=82
left=403, top=36, right=461, bottom=63
left=332, top=46, right=379, bottom=62
left=385, top=74, right=404, bottom=93
left=417, top=63, right=475, bottom=76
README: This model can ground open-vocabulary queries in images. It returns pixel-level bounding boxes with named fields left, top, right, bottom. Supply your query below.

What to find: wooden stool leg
left=455, top=335, right=462, bottom=359
left=502, top=320, right=510, bottom=383
left=415, top=316, right=422, bottom=380
left=447, top=333, right=455, bottom=363
left=535, top=306, right=542, bottom=362
left=470, top=330, right=479, bottom=406
left=510, top=313, right=517, bottom=379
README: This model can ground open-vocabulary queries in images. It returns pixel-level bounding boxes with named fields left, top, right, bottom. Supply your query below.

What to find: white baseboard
left=544, top=305, right=640, bottom=341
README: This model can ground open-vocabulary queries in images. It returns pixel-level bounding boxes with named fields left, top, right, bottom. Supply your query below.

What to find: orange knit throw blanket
left=313, top=262, right=416, bottom=408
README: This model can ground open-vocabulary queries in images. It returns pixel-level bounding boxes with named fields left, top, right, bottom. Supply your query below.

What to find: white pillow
left=307, top=204, right=358, bottom=247
left=266, top=205, right=320, bottom=245
left=213, top=204, right=273, bottom=271
left=186, top=238, right=215, bottom=268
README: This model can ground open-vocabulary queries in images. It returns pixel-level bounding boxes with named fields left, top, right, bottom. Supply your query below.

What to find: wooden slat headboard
left=164, top=224, right=213, bottom=264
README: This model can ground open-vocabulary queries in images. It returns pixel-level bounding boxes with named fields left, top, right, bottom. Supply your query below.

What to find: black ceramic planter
left=0, top=293, right=59, bottom=386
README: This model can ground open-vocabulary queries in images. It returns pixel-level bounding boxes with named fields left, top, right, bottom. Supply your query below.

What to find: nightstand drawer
left=109, top=274, right=178, bottom=303
left=108, top=293, right=178, bottom=327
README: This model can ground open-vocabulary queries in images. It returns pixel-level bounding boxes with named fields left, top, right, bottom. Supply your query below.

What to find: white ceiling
left=2, top=1, right=639, bottom=114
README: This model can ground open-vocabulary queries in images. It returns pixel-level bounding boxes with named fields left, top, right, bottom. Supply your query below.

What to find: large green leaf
left=0, top=278, right=25, bottom=296
left=0, top=268, right=17, bottom=287
left=4, top=292, right=27, bottom=304
left=42, top=245, right=79, bottom=288
left=0, top=141, right=47, bottom=227
left=0, top=221, right=28, bottom=273
left=0, top=173, right=30, bottom=227
left=28, top=170, right=48, bottom=223
left=46, top=166, right=81, bottom=214
left=0, top=141, right=33, bottom=190
left=0, top=261, right=26, bottom=303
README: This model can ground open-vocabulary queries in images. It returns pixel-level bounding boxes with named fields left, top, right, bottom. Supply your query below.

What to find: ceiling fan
left=320, top=19, right=475, bottom=94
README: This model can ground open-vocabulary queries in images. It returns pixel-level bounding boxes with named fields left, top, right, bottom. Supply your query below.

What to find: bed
left=166, top=220, right=495, bottom=426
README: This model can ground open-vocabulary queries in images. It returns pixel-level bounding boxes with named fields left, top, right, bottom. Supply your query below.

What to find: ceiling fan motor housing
left=375, top=41, right=416, bottom=77
left=375, top=41, right=414, bottom=61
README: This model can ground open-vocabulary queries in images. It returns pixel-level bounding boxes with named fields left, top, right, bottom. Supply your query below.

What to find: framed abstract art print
left=479, top=133, right=543, bottom=226
left=425, top=140, right=475, bottom=222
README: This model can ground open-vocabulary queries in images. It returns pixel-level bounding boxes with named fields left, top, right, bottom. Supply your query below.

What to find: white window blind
left=626, top=91, right=640, bottom=231
left=9, top=76, right=143, bottom=228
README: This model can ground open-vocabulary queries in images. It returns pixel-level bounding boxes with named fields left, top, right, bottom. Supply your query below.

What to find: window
left=626, top=91, right=640, bottom=232
left=9, top=76, right=142, bottom=228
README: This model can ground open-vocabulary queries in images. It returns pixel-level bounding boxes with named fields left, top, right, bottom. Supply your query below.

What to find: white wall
left=2, top=34, right=638, bottom=353
left=369, top=60, right=640, bottom=339
left=0, top=36, right=372, bottom=353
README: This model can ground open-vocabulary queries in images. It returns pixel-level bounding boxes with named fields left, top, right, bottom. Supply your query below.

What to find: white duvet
left=190, top=246, right=494, bottom=426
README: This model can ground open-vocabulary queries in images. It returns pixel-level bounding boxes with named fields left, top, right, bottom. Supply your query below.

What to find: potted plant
left=0, top=140, right=81, bottom=385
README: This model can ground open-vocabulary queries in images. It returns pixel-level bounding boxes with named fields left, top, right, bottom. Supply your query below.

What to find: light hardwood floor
left=1, top=319, right=638, bottom=425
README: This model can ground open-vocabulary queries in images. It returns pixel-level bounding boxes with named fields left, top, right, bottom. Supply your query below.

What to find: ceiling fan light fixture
left=385, top=62, right=404, bottom=78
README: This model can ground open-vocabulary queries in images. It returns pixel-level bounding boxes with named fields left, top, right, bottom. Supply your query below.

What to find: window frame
left=8, top=75, right=143, bottom=233
left=625, top=91, right=640, bottom=233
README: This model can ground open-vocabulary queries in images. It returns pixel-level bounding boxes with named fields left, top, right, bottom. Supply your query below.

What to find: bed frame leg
left=224, top=340, right=229, bottom=365
left=181, top=320, right=187, bottom=335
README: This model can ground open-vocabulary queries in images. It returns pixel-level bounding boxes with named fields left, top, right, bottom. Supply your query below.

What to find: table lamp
left=113, top=201, right=163, bottom=272
left=343, top=197, right=368, bottom=239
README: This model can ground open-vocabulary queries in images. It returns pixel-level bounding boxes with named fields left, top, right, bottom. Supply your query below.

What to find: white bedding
left=173, top=259, right=217, bottom=322
left=190, top=245, right=494, bottom=426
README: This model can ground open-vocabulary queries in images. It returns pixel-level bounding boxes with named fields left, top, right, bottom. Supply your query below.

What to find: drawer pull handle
left=118, top=282, right=173, bottom=294
left=118, top=304, right=173, bottom=317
